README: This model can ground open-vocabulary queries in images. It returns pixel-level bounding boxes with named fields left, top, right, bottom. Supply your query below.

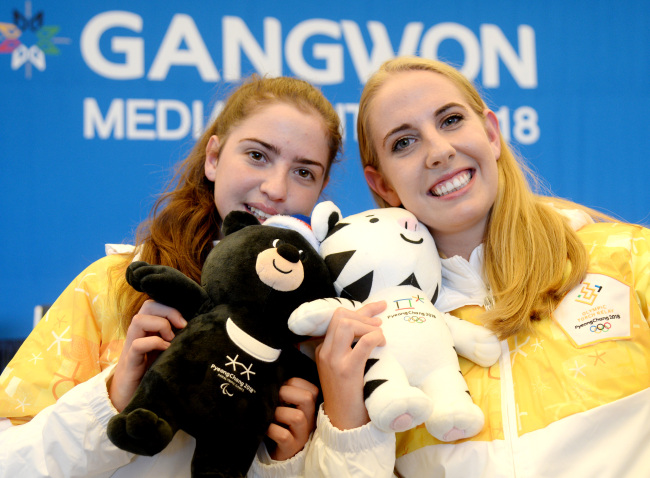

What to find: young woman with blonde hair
left=0, top=75, right=342, bottom=477
left=307, top=57, right=650, bottom=477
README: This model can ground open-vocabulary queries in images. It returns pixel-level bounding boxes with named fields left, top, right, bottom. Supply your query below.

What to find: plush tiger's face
left=311, top=202, right=441, bottom=303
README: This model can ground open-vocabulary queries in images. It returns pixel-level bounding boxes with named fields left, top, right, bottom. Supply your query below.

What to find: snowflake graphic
left=0, top=1, right=71, bottom=78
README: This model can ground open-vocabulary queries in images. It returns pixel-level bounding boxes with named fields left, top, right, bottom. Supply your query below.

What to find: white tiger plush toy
left=288, top=201, right=501, bottom=441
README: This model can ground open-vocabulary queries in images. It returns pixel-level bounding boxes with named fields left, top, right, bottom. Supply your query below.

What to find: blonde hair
left=115, top=75, right=342, bottom=333
left=358, top=57, right=607, bottom=339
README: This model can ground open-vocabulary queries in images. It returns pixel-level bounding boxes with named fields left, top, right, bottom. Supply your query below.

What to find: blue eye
left=392, top=137, right=415, bottom=152
left=442, top=114, right=463, bottom=128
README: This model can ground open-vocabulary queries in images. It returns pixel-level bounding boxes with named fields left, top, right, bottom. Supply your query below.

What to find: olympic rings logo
left=589, top=322, right=611, bottom=333
left=404, top=315, right=426, bottom=324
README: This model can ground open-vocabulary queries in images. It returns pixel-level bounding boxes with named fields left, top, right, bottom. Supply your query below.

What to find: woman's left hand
left=266, top=377, right=319, bottom=461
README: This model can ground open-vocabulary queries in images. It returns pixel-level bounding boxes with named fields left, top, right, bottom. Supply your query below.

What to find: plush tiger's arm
left=288, top=298, right=362, bottom=336
left=443, top=312, right=501, bottom=367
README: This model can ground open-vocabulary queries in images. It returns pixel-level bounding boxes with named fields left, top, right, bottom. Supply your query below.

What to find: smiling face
left=363, top=70, right=501, bottom=257
left=205, top=102, right=330, bottom=230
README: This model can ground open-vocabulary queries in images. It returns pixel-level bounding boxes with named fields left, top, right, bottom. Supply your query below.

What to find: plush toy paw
left=366, top=385, right=433, bottom=433
left=107, top=408, right=174, bottom=456
left=125, top=261, right=168, bottom=292
left=425, top=401, right=484, bottom=442
left=467, top=327, right=502, bottom=368
left=444, top=314, right=502, bottom=367
left=288, top=297, right=360, bottom=336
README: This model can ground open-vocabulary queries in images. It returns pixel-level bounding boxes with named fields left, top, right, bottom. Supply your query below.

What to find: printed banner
left=1, top=0, right=649, bottom=338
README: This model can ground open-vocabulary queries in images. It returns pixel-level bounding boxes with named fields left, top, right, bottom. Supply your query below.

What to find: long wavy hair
left=114, top=76, right=342, bottom=332
left=358, top=57, right=611, bottom=339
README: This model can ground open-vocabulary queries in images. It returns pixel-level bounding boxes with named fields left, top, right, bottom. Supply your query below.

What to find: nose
left=424, top=130, right=455, bottom=169
left=398, top=216, right=418, bottom=232
left=260, top=169, right=288, bottom=202
left=277, top=243, right=300, bottom=263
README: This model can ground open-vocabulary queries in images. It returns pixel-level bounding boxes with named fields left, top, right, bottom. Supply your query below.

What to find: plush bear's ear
left=311, top=201, right=341, bottom=242
left=222, top=211, right=260, bottom=236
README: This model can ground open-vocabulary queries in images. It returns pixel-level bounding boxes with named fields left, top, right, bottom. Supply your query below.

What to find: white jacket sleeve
left=247, top=439, right=310, bottom=477
left=0, top=365, right=134, bottom=478
left=305, top=405, right=397, bottom=477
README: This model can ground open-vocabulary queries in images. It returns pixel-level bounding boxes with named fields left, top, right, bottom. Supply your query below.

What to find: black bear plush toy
left=107, top=211, right=334, bottom=477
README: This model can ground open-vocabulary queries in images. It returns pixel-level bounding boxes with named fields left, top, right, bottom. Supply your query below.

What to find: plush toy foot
left=108, top=408, right=174, bottom=456
left=367, top=386, right=433, bottom=433
left=425, top=401, right=484, bottom=442
left=391, top=413, right=415, bottom=431
left=442, top=427, right=467, bottom=442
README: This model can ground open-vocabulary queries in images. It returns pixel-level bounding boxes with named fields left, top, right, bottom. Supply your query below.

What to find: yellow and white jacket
left=0, top=249, right=304, bottom=478
left=306, top=222, right=650, bottom=477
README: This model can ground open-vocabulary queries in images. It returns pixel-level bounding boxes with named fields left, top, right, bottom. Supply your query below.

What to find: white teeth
left=248, top=206, right=273, bottom=221
left=432, top=171, right=471, bottom=197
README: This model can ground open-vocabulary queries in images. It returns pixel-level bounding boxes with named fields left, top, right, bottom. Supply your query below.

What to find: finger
left=349, top=329, right=386, bottom=360
left=274, top=406, right=310, bottom=435
left=325, top=318, right=383, bottom=358
left=138, top=300, right=188, bottom=329
left=282, top=377, right=319, bottom=400
left=129, top=335, right=172, bottom=356
left=356, top=300, right=387, bottom=318
left=266, top=422, right=294, bottom=446
left=128, top=314, right=177, bottom=342
left=278, top=382, right=317, bottom=425
left=119, top=336, right=170, bottom=374
left=331, top=305, right=383, bottom=327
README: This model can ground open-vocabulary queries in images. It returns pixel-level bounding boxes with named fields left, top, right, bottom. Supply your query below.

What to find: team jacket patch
left=553, top=273, right=631, bottom=347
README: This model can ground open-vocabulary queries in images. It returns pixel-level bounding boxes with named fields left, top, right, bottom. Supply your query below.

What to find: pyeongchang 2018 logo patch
left=554, top=274, right=631, bottom=348
left=0, top=2, right=70, bottom=78
left=574, top=281, right=603, bottom=306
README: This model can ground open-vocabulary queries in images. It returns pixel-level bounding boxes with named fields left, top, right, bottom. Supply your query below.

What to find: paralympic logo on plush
left=0, top=1, right=71, bottom=78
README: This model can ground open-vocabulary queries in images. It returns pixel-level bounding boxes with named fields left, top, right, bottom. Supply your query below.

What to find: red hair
left=114, top=76, right=342, bottom=332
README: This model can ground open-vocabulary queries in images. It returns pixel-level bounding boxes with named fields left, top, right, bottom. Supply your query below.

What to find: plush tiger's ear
left=311, top=201, right=342, bottom=242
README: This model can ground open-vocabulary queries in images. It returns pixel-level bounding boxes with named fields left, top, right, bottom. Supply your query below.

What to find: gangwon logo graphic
left=575, top=281, right=603, bottom=306
left=0, top=1, right=70, bottom=78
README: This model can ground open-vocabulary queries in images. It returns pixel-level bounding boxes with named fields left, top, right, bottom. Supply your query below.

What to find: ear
left=222, top=211, right=260, bottom=236
left=483, top=109, right=502, bottom=160
left=364, top=165, right=401, bottom=207
left=204, top=135, right=220, bottom=181
left=311, top=201, right=341, bottom=242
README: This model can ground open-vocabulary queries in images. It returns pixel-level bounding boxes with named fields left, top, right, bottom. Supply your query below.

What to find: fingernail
left=180, top=318, right=188, bottom=327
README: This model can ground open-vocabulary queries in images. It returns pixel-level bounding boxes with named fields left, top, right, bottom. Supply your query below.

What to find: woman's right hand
left=108, top=300, right=187, bottom=412
left=315, top=301, right=386, bottom=430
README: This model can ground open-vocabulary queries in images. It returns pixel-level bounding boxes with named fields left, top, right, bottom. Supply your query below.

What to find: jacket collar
left=436, top=244, right=492, bottom=312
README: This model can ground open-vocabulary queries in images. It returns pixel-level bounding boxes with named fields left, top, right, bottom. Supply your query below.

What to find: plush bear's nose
left=277, top=243, right=300, bottom=263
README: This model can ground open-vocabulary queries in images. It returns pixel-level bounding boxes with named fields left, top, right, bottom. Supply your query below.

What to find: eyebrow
left=241, top=137, right=325, bottom=171
left=241, top=137, right=280, bottom=156
left=381, top=102, right=466, bottom=148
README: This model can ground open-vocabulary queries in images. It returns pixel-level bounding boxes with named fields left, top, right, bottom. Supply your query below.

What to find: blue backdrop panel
left=1, top=0, right=649, bottom=338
